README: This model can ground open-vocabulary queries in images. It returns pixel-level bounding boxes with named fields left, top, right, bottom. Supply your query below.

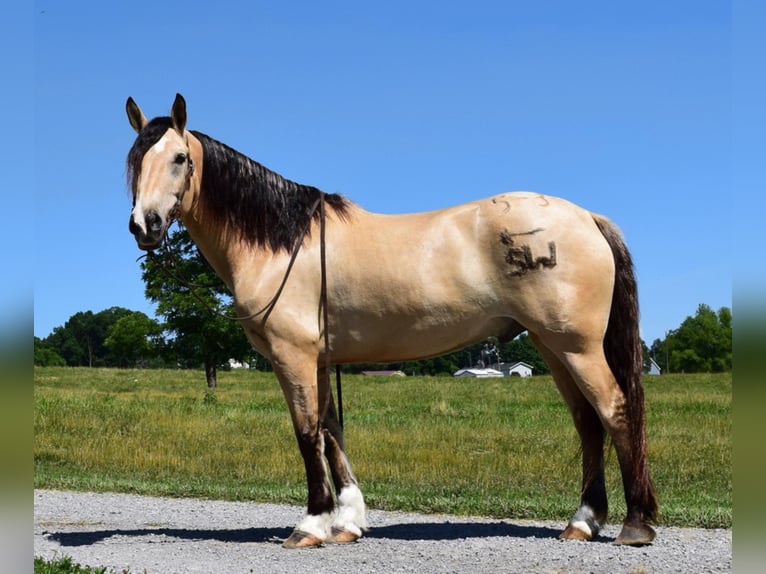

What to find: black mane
left=127, top=118, right=351, bottom=252
left=192, top=131, right=350, bottom=252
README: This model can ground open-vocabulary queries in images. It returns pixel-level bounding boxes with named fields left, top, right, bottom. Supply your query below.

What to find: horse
left=124, top=94, right=658, bottom=548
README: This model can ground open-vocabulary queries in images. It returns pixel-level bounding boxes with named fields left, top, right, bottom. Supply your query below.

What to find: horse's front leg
left=273, top=357, right=335, bottom=548
left=320, top=372, right=367, bottom=543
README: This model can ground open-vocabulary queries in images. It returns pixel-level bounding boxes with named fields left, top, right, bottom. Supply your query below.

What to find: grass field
left=34, top=556, right=130, bottom=574
left=34, top=366, right=731, bottom=529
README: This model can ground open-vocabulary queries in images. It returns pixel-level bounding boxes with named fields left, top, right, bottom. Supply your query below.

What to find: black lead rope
left=318, top=194, right=344, bottom=430
left=336, top=365, right=344, bottom=430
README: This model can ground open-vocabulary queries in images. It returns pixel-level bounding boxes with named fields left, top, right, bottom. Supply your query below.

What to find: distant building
left=453, top=368, right=504, bottom=378
left=361, top=370, right=406, bottom=377
left=647, top=358, right=662, bottom=375
left=498, top=361, right=534, bottom=378
left=227, top=359, right=250, bottom=369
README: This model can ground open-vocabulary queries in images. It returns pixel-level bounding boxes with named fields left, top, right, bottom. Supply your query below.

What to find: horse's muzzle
left=129, top=209, right=165, bottom=251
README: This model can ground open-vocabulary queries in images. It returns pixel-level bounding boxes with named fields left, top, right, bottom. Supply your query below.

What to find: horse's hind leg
left=538, top=337, right=657, bottom=545
left=530, top=335, right=608, bottom=540
left=572, top=350, right=656, bottom=546
left=321, top=389, right=367, bottom=543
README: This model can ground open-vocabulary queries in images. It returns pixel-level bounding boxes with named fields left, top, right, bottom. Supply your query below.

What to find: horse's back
left=347, top=191, right=602, bottom=239
left=341, top=191, right=612, bottom=286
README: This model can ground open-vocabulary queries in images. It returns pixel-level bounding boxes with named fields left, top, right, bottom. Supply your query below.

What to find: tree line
left=648, top=304, right=732, bottom=374
left=35, top=229, right=732, bottom=383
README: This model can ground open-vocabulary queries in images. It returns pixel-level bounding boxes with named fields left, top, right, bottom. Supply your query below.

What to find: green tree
left=104, top=311, right=162, bottom=368
left=656, top=304, right=732, bottom=373
left=649, top=337, right=666, bottom=372
left=141, top=227, right=257, bottom=387
left=33, top=336, right=66, bottom=366
left=641, top=339, right=654, bottom=374
left=41, top=324, right=80, bottom=366
left=714, top=306, right=733, bottom=372
left=42, top=307, right=134, bottom=366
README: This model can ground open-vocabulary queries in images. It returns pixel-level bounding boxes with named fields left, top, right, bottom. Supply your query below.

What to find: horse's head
left=125, top=94, right=195, bottom=250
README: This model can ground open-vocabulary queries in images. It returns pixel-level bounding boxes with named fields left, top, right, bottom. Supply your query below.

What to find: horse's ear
left=126, top=97, right=148, bottom=133
left=171, top=93, right=187, bottom=134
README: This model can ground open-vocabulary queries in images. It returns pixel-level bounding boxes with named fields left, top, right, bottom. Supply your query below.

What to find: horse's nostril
left=129, top=216, right=140, bottom=235
left=146, top=210, right=162, bottom=232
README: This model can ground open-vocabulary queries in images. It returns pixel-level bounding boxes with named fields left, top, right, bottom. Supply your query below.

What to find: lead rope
left=336, top=365, right=343, bottom=430
left=318, top=195, right=343, bottom=430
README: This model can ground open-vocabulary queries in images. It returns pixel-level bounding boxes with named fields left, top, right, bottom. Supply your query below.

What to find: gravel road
left=34, top=489, right=731, bottom=574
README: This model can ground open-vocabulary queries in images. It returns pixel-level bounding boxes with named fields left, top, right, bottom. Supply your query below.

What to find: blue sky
left=26, top=1, right=738, bottom=346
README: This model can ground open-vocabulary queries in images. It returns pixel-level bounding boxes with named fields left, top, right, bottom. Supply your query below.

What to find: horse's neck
left=180, top=134, right=238, bottom=292
left=181, top=216, right=238, bottom=293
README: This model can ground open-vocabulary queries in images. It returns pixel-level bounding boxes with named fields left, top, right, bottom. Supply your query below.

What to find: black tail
left=593, top=215, right=658, bottom=523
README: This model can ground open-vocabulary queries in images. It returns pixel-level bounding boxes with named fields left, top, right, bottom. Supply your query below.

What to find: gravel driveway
left=34, top=489, right=731, bottom=573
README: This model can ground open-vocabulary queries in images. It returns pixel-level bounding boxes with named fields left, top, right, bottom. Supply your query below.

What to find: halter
left=167, top=151, right=195, bottom=225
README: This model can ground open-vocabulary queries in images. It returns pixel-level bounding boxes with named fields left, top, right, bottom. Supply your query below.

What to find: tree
left=714, top=306, right=733, bottom=372
left=42, top=323, right=81, bottom=366
left=649, top=337, right=666, bottom=372
left=34, top=336, right=66, bottom=366
left=651, top=304, right=732, bottom=374
left=42, top=307, right=134, bottom=366
left=141, top=227, right=257, bottom=386
left=641, top=339, right=653, bottom=374
left=104, top=311, right=162, bottom=368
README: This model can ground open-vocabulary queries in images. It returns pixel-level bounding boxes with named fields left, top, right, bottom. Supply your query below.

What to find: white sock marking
left=570, top=520, right=593, bottom=537
left=333, top=484, right=367, bottom=535
left=569, top=504, right=602, bottom=537
left=296, top=512, right=332, bottom=540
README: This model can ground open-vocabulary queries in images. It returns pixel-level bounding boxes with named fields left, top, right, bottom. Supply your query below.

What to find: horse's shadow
left=45, top=526, right=292, bottom=547
left=45, top=522, right=582, bottom=547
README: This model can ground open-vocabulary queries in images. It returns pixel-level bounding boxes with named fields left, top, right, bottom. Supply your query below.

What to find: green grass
left=34, top=555, right=132, bottom=574
left=34, top=366, right=731, bottom=528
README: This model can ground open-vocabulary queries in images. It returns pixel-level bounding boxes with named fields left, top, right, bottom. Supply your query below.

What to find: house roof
left=505, top=361, right=534, bottom=370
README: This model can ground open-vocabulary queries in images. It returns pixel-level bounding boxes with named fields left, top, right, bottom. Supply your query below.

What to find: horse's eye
left=174, top=153, right=187, bottom=165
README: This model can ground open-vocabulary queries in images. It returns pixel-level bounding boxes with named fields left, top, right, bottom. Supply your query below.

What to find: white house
left=453, top=368, right=504, bottom=378
left=647, top=358, right=662, bottom=375
left=227, top=358, right=250, bottom=369
left=499, top=361, right=534, bottom=377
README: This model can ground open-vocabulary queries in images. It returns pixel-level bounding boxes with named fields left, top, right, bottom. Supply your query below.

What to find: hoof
left=560, top=523, right=595, bottom=541
left=282, top=529, right=324, bottom=549
left=614, top=523, right=656, bottom=546
left=328, top=527, right=362, bottom=544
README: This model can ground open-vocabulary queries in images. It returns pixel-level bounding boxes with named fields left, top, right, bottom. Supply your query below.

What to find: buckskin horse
left=124, top=94, right=658, bottom=548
